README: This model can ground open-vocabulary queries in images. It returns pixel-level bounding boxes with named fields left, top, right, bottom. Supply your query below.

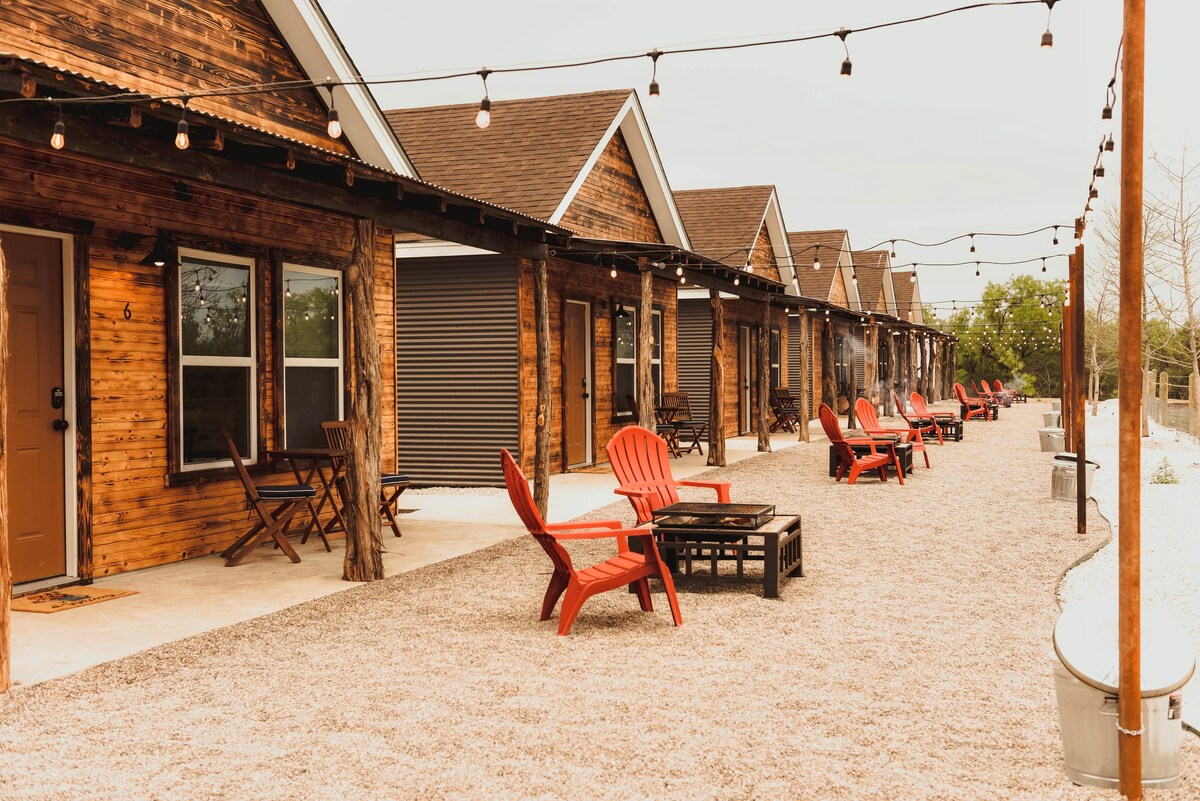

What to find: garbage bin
left=1051, top=452, right=1098, bottom=499
left=1039, top=427, right=1065, bottom=453
left=1043, top=411, right=1061, bottom=427
left=1053, top=602, right=1195, bottom=789
left=1052, top=400, right=1061, bottom=412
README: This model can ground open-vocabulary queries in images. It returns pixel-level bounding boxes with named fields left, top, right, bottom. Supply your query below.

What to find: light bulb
left=648, top=79, right=660, bottom=99
left=909, top=270, right=916, bottom=284
left=675, top=266, right=683, bottom=276
left=175, top=119, right=189, bottom=150
left=890, top=240, right=897, bottom=258
left=733, top=277, right=740, bottom=286
left=476, top=97, right=491, bottom=129
left=609, top=268, right=617, bottom=279
left=1042, top=258, right=1047, bottom=273
left=745, top=265, right=754, bottom=274
left=812, top=257, right=821, bottom=271
left=679, top=275, right=686, bottom=284
left=51, top=120, right=65, bottom=150
left=1041, top=30, right=1053, bottom=48
left=327, top=108, right=342, bottom=139
left=1052, top=226, right=1059, bottom=246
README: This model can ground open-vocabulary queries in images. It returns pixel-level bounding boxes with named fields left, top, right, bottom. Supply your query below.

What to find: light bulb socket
left=1089, top=187, right=1099, bottom=199
left=1094, top=165, right=1105, bottom=178
left=840, top=58, right=852, bottom=77
left=1041, top=30, right=1053, bottom=48
left=1102, top=104, right=1113, bottom=120
left=1105, top=136, right=1115, bottom=152
left=648, top=79, right=660, bottom=98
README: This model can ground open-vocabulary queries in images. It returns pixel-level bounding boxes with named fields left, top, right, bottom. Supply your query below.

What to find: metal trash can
left=1053, top=602, right=1195, bottom=789
left=1043, top=411, right=1061, bottom=427
left=1051, top=452, right=1097, bottom=499
left=1039, top=427, right=1065, bottom=453
left=1052, top=400, right=1061, bottom=411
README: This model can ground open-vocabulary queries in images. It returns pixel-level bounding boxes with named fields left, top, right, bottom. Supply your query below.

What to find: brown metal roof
left=788, top=229, right=848, bottom=300
left=384, top=90, right=631, bottom=221
left=893, top=272, right=917, bottom=318
left=851, top=250, right=891, bottom=313
left=673, top=186, right=775, bottom=266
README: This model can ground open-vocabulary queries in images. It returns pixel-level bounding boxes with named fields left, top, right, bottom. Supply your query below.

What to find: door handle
left=53, top=418, right=70, bottom=432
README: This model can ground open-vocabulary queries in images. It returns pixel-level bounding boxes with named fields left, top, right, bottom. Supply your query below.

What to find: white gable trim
left=395, top=240, right=498, bottom=259
left=839, top=233, right=862, bottom=311
left=261, top=0, right=416, bottom=177
left=547, top=92, right=691, bottom=249
left=878, top=252, right=898, bottom=316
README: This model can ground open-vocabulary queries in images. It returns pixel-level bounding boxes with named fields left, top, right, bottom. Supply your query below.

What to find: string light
left=475, top=68, right=492, bottom=130
left=325, top=82, right=342, bottom=139
left=1041, top=0, right=1057, bottom=48
left=909, top=269, right=916, bottom=283
left=285, top=280, right=293, bottom=299
left=648, top=49, right=662, bottom=98
left=1041, top=257, right=1047, bottom=273
left=1101, top=102, right=1112, bottom=120
left=50, top=102, right=65, bottom=150
left=1105, top=135, right=1115, bottom=152
left=969, top=233, right=976, bottom=253
left=837, top=29, right=853, bottom=76
left=1052, top=226, right=1059, bottom=246
left=889, top=240, right=897, bottom=258
left=174, top=98, right=190, bottom=150
left=609, top=267, right=617, bottom=278
left=975, top=262, right=981, bottom=278
left=812, top=244, right=821, bottom=271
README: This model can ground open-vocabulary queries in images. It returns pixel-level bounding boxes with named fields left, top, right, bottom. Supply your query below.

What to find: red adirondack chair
left=606, top=425, right=731, bottom=525
left=910, top=392, right=957, bottom=423
left=500, top=449, right=682, bottom=636
left=993, top=379, right=1027, bottom=403
left=978, top=380, right=1010, bottom=407
left=954, top=382, right=992, bottom=421
left=893, top=390, right=944, bottom=445
left=819, top=403, right=904, bottom=485
left=855, top=398, right=930, bottom=468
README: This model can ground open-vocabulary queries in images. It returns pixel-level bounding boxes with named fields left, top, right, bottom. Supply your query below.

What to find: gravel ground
left=1, top=402, right=1194, bottom=800
left=1059, top=399, right=1200, bottom=725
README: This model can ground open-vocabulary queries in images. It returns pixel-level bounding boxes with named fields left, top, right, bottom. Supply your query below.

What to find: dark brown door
left=3, top=232, right=67, bottom=583
left=738, top=325, right=751, bottom=434
left=562, top=301, right=590, bottom=466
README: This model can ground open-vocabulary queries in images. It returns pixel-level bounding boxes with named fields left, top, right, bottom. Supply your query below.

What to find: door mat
left=12, top=586, right=138, bottom=614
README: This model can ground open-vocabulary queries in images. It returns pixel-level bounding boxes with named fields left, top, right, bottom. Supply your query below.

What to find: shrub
left=1150, top=457, right=1180, bottom=484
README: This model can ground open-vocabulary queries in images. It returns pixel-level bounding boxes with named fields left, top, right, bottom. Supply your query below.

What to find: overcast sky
left=321, top=1, right=1197, bottom=315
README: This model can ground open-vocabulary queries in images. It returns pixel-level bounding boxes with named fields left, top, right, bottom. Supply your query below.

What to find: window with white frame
left=283, top=265, right=343, bottom=448
left=614, top=305, right=663, bottom=416
left=179, top=251, right=255, bottom=468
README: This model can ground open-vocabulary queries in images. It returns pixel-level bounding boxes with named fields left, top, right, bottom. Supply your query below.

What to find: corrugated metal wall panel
left=396, top=255, right=519, bottom=486
left=677, top=299, right=712, bottom=423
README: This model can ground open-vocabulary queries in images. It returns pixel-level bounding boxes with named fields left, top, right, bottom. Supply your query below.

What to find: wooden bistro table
left=264, top=447, right=348, bottom=551
left=650, top=502, right=803, bottom=599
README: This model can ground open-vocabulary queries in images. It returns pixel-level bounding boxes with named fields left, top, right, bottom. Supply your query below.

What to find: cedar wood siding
left=517, top=258, right=678, bottom=475
left=829, top=269, right=850, bottom=308
left=0, top=139, right=395, bottom=576
left=557, top=130, right=664, bottom=243
left=0, top=0, right=350, bottom=156
left=748, top=223, right=775, bottom=275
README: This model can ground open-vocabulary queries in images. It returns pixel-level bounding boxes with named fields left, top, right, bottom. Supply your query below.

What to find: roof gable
left=0, top=0, right=409, bottom=167
left=851, top=250, right=898, bottom=316
left=894, top=272, right=924, bottom=323
left=790, top=229, right=853, bottom=304
left=675, top=186, right=775, bottom=265
left=385, top=90, right=689, bottom=245
left=558, top=129, right=664, bottom=242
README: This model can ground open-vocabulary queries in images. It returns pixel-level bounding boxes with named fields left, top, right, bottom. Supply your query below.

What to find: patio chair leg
left=557, top=585, right=589, bottom=636
left=632, top=578, right=654, bottom=612
left=540, top=571, right=569, bottom=621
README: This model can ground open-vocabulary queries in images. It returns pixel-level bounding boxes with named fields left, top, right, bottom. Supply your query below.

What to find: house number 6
left=123, top=302, right=131, bottom=320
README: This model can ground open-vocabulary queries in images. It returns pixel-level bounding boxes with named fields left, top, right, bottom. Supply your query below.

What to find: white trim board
left=260, top=0, right=416, bottom=177
left=395, top=240, right=498, bottom=259
left=547, top=92, right=691, bottom=250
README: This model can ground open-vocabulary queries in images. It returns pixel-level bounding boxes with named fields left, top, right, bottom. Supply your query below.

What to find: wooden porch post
left=637, top=260, right=655, bottom=431
left=1072, top=242, right=1087, bottom=534
left=1063, top=273, right=1075, bottom=452
left=921, top=335, right=931, bottom=400
left=821, top=316, right=836, bottom=411
left=0, top=237, right=10, bottom=692
left=757, top=301, right=770, bottom=452
left=533, top=256, right=551, bottom=518
left=863, top=324, right=878, bottom=410
left=344, top=218, right=384, bottom=582
left=845, top=325, right=857, bottom=430
left=1118, top=0, right=1146, bottom=793
left=797, top=313, right=811, bottom=442
left=906, top=331, right=917, bottom=403
left=707, top=290, right=726, bottom=466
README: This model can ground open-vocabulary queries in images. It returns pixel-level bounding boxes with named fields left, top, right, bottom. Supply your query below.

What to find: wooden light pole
left=707, top=289, right=726, bottom=466
left=533, top=255, right=551, bottom=518
left=1118, top=0, right=1146, bottom=795
left=0, top=237, right=10, bottom=692
left=1063, top=270, right=1075, bottom=453
left=1072, top=239, right=1087, bottom=535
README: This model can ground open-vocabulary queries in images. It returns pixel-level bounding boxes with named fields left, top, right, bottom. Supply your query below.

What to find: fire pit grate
left=651, top=502, right=776, bottom=530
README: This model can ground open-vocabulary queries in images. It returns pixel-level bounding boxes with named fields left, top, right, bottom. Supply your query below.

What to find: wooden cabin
left=849, top=250, right=899, bottom=411
left=893, top=269, right=926, bottom=325
left=385, top=90, right=698, bottom=483
left=672, top=186, right=799, bottom=438
left=0, top=0, right=566, bottom=588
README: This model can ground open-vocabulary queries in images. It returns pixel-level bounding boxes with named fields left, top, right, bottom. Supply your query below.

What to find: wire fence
left=1146, top=374, right=1200, bottom=444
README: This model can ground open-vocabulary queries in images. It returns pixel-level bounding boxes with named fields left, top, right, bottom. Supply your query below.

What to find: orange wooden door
left=562, top=301, right=590, bottom=466
left=3, top=232, right=67, bottom=583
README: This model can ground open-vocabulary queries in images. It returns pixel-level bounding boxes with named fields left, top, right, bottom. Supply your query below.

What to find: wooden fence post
left=1190, top=371, right=1199, bottom=439
left=707, top=290, right=726, bottom=466
left=0, top=235, right=11, bottom=692
left=533, top=256, right=551, bottom=518
left=344, top=218, right=384, bottom=582
left=797, top=313, right=811, bottom=442
left=1158, top=371, right=1169, bottom=425
left=637, top=261, right=655, bottom=431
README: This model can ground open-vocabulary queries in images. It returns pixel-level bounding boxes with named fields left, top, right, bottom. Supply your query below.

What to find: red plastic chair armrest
left=551, top=526, right=655, bottom=554
left=613, top=486, right=655, bottom=499
left=544, top=519, right=623, bottom=531
left=677, top=480, right=732, bottom=503
left=843, top=437, right=880, bottom=454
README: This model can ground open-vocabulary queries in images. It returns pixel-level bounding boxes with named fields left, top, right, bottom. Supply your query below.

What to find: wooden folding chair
left=660, top=391, right=708, bottom=455
left=770, top=387, right=802, bottom=433
left=220, top=428, right=315, bottom=566
left=321, top=421, right=410, bottom=538
left=626, top=394, right=681, bottom=457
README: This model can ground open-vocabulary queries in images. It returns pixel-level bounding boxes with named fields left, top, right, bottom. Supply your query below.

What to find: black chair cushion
left=257, top=484, right=316, bottom=500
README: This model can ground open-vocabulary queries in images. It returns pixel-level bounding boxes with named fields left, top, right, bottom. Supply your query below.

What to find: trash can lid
left=1054, top=601, right=1196, bottom=697
left=1053, top=451, right=1100, bottom=468
left=1039, top=427, right=1065, bottom=434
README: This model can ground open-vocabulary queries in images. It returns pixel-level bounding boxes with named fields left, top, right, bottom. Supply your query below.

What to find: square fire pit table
left=962, top=401, right=999, bottom=421
left=649, top=503, right=803, bottom=599
left=911, top=416, right=963, bottom=442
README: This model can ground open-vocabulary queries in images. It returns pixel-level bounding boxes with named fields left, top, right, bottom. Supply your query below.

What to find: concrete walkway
left=9, top=431, right=802, bottom=687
